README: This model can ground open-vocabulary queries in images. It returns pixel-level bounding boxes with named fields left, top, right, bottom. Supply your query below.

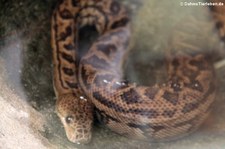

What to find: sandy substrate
left=0, top=62, right=56, bottom=149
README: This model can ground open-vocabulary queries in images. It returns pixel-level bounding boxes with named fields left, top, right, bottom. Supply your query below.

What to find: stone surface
left=0, top=62, right=56, bottom=149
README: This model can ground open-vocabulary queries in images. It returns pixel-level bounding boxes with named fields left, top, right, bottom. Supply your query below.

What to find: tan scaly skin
left=51, top=0, right=222, bottom=144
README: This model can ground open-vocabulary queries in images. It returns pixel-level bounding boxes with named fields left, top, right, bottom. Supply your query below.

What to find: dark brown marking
left=120, top=88, right=141, bottom=104
left=184, top=80, right=203, bottom=92
left=162, top=109, right=177, bottom=118
left=65, top=81, right=78, bottom=89
left=151, top=125, right=165, bottom=132
left=182, top=102, right=199, bottom=114
left=215, top=21, right=224, bottom=29
left=93, top=91, right=126, bottom=113
left=127, top=123, right=150, bottom=129
left=96, top=44, right=117, bottom=56
left=53, top=12, right=69, bottom=89
left=127, top=123, right=164, bottom=136
left=93, top=92, right=158, bottom=118
left=99, top=113, right=109, bottom=124
left=77, top=129, right=83, bottom=133
left=64, top=43, right=75, bottom=51
left=62, top=67, right=74, bottom=76
left=174, top=116, right=198, bottom=128
left=171, top=82, right=182, bottom=92
left=111, top=17, right=129, bottom=29
left=81, top=66, right=88, bottom=84
left=202, top=80, right=216, bottom=102
left=170, top=78, right=182, bottom=92
left=53, top=24, right=58, bottom=31
left=189, top=58, right=207, bottom=70
left=72, top=0, right=79, bottom=6
left=129, top=108, right=159, bottom=119
left=81, top=66, right=91, bottom=89
left=144, top=87, right=159, bottom=100
left=95, top=109, right=120, bottom=124
left=82, top=55, right=110, bottom=70
left=59, top=26, right=72, bottom=41
left=60, top=9, right=73, bottom=19
left=61, top=52, right=74, bottom=63
left=172, top=58, right=180, bottom=68
left=162, top=91, right=178, bottom=105
left=110, top=1, right=121, bottom=15
left=181, top=68, right=199, bottom=82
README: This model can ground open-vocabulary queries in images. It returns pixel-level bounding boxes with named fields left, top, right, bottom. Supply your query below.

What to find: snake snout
left=67, top=129, right=92, bottom=144
left=68, top=137, right=90, bottom=145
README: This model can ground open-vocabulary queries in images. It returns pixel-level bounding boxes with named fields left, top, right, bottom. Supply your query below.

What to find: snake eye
left=65, top=115, right=74, bottom=124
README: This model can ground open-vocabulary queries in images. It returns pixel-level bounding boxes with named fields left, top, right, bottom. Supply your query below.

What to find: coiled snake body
left=51, top=0, right=217, bottom=144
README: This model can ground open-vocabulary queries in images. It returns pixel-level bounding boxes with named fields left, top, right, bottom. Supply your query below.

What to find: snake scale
left=51, top=0, right=220, bottom=144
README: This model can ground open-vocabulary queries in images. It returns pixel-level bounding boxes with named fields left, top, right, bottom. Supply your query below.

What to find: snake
left=51, top=0, right=218, bottom=144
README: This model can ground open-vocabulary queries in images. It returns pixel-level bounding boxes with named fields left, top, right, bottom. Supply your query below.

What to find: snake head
left=56, top=94, right=93, bottom=144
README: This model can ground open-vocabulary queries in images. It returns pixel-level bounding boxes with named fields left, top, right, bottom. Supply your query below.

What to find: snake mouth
left=66, top=129, right=92, bottom=144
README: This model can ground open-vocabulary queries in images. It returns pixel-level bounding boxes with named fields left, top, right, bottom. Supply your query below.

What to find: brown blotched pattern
left=52, top=0, right=218, bottom=144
